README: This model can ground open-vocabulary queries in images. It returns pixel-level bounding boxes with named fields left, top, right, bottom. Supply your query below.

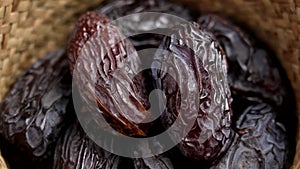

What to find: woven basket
left=0, top=0, right=299, bottom=168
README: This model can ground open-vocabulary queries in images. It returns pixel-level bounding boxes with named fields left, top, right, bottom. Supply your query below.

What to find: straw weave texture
left=0, top=0, right=299, bottom=168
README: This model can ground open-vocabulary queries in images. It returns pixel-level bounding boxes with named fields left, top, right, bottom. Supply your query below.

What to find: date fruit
left=53, top=122, right=120, bottom=169
left=198, top=15, right=297, bottom=165
left=0, top=50, right=73, bottom=159
left=152, top=22, right=233, bottom=161
left=211, top=103, right=288, bottom=169
left=97, top=0, right=195, bottom=136
left=198, top=14, right=294, bottom=109
left=68, top=11, right=154, bottom=136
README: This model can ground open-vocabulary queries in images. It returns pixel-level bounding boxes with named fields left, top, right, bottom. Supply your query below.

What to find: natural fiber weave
left=0, top=0, right=299, bottom=168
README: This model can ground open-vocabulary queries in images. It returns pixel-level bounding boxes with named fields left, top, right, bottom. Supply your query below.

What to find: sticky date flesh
left=152, top=23, right=233, bottom=161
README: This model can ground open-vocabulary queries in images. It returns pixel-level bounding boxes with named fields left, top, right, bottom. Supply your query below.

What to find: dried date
left=152, top=23, right=233, bottom=161
left=53, top=122, right=120, bottom=169
left=67, top=11, right=154, bottom=136
left=198, top=14, right=294, bottom=110
left=211, top=103, right=288, bottom=169
left=198, top=15, right=297, bottom=165
left=0, top=50, right=73, bottom=159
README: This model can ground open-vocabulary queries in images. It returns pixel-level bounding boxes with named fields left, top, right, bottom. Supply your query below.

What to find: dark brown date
left=67, top=11, right=152, bottom=136
left=0, top=50, right=72, bottom=159
left=0, top=50, right=73, bottom=169
left=53, top=122, right=120, bottom=169
left=198, top=15, right=297, bottom=165
left=96, top=0, right=195, bottom=137
left=211, top=103, right=288, bottom=169
left=152, top=23, right=233, bottom=161
left=198, top=14, right=293, bottom=109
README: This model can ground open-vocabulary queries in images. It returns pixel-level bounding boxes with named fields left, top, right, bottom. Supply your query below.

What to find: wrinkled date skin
left=0, top=50, right=73, bottom=168
left=152, top=23, right=233, bottom=161
left=0, top=50, right=72, bottom=156
left=95, top=0, right=196, bottom=136
left=211, top=103, right=288, bottom=169
left=68, top=11, right=154, bottom=136
left=54, top=122, right=120, bottom=169
left=198, top=15, right=294, bottom=110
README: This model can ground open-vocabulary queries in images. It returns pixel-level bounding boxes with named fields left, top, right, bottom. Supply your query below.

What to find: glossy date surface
left=68, top=11, right=153, bottom=136
left=152, top=22, right=233, bottom=161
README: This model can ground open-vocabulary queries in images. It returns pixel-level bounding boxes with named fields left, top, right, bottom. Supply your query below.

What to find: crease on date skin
left=0, top=50, right=72, bottom=158
left=68, top=11, right=155, bottom=136
left=152, top=22, right=233, bottom=161
left=54, top=122, right=120, bottom=169
left=211, top=103, right=287, bottom=169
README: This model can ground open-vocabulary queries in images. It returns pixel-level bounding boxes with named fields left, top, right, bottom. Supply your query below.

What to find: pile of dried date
left=0, top=0, right=297, bottom=169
